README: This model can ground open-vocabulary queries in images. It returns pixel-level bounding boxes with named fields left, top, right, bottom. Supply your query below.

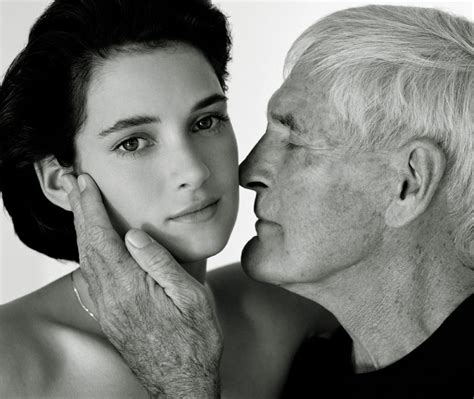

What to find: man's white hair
left=285, top=5, right=473, bottom=266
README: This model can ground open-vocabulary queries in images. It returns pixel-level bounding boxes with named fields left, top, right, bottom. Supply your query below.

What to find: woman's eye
left=115, top=137, right=151, bottom=156
left=122, top=138, right=140, bottom=151
left=192, top=114, right=229, bottom=133
left=196, top=116, right=214, bottom=130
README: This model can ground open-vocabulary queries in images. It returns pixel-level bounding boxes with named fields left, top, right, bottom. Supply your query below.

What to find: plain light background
left=0, top=0, right=472, bottom=304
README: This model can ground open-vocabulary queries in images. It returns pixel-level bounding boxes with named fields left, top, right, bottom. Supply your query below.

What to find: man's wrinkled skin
left=239, top=73, right=394, bottom=285
left=63, top=173, right=221, bottom=398
left=239, top=66, right=474, bottom=372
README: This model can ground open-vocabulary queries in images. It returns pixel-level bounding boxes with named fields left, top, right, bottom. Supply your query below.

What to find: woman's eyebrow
left=98, top=94, right=227, bottom=138
left=191, top=93, right=227, bottom=112
left=98, top=115, right=159, bottom=138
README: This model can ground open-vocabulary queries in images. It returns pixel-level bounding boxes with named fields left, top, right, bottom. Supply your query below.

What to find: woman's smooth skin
left=75, top=44, right=240, bottom=268
left=0, top=44, right=337, bottom=398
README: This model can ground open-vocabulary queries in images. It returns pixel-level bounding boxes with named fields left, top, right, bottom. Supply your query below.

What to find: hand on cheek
left=61, top=173, right=223, bottom=397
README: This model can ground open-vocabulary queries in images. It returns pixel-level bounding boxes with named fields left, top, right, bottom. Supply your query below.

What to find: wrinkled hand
left=62, top=174, right=222, bottom=398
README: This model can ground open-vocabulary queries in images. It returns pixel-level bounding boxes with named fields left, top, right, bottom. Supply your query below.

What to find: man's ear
left=34, top=156, right=74, bottom=211
left=385, top=139, right=446, bottom=228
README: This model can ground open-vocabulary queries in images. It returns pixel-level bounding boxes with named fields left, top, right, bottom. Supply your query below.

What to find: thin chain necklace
left=71, top=272, right=98, bottom=322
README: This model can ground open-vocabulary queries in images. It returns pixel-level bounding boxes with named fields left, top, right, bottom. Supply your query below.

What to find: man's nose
left=239, top=135, right=273, bottom=192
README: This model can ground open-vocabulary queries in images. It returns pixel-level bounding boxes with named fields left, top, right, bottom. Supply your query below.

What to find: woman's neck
left=180, top=259, right=207, bottom=284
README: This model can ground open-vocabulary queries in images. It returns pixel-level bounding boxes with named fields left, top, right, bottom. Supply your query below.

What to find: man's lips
left=255, top=218, right=282, bottom=235
left=254, top=198, right=277, bottom=224
left=254, top=205, right=281, bottom=233
left=254, top=208, right=276, bottom=224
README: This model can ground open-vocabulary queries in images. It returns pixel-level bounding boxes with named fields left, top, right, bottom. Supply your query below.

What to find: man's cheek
left=326, top=183, right=385, bottom=248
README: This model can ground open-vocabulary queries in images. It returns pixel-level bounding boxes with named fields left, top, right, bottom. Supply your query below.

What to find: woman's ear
left=34, top=156, right=74, bottom=211
left=385, top=139, right=446, bottom=228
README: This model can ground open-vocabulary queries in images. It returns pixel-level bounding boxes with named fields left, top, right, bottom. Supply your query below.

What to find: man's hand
left=62, top=173, right=222, bottom=398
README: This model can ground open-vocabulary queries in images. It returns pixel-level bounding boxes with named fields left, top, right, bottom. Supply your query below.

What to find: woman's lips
left=170, top=200, right=220, bottom=223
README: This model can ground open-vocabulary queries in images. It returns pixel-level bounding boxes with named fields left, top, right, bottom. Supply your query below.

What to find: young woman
left=0, top=0, right=336, bottom=397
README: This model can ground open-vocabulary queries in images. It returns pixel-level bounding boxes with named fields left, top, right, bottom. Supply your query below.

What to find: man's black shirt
left=282, top=295, right=474, bottom=398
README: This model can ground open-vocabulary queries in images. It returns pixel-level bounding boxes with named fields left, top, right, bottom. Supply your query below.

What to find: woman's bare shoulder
left=208, top=263, right=339, bottom=339
left=0, top=297, right=53, bottom=396
left=0, top=294, right=49, bottom=349
left=0, top=278, right=148, bottom=398
left=0, top=275, right=86, bottom=396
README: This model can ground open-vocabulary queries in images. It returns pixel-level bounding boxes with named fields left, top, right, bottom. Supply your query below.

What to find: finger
left=62, top=173, right=85, bottom=229
left=125, top=229, right=201, bottom=304
left=76, top=173, right=133, bottom=277
left=62, top=173, right=102, bottom=285
left=77, top=174, right=115, bottom=232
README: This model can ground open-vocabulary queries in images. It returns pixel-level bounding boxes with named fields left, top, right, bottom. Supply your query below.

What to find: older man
left=239, top=5, right=474, bottom=397
left=64, top=5, right=473, bottom=398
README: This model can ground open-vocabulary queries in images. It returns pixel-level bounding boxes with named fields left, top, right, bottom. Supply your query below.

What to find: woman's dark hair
left=0, top=0, right=232, bottom=262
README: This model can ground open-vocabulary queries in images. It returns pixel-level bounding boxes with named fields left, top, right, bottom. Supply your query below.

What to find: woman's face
left=74, top=44, right=239, bottom=263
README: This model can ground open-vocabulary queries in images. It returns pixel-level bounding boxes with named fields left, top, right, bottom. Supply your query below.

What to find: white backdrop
left=0, top=0, right=472, bottom=304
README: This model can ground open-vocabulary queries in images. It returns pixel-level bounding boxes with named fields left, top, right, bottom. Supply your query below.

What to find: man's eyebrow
left=98, top=115, right=159, bottom=138
left=270, top=112, right=302, bottom=134
left=191, top=93, right=227, bottom=112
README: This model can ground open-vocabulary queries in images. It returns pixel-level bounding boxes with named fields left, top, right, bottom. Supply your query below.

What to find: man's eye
left=286, top=142, right=299, bottom=150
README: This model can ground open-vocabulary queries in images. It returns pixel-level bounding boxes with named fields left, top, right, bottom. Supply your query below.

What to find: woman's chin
left=113, top=217, right=234, bottom=264
left=171, top=239, right=228, bottom=264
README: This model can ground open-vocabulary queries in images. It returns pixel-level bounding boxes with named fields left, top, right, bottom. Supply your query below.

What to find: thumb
left=125, top=229, right=199, bottom=297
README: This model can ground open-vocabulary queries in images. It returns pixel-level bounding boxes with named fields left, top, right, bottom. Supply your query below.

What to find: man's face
left=239, top=68, right=394, bottom=285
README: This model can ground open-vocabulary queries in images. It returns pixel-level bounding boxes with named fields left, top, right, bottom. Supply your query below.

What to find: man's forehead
left=267, top=73, right=338, bottom=144
left=268, top=75, right=310, bottom=113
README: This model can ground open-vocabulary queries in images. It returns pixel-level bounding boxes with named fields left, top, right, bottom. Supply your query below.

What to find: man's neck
left=284, top=234, right=474, bottom=373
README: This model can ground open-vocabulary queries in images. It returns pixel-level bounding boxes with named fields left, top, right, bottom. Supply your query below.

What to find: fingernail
left=127, top=230, right=152, bottom=249
left=62, top=175, right=73, bottom=194
left=78, top=175, right=86, bottom=192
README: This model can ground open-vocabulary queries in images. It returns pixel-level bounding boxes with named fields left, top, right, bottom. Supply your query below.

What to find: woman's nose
left=172, top=144, right=211, bottom=190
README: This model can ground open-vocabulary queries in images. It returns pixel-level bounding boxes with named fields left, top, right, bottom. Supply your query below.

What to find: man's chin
left=241, top=236, right=278, bottom=283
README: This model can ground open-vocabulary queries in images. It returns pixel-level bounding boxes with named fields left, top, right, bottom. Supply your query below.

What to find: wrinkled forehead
left=269, top=67, right=316, bottom=106
left=268, top=70, right=340, bottom=144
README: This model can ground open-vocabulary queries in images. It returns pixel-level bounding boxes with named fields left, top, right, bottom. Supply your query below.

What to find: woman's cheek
left=92, top=173, right=150, bottom=235
left=219, top=132, right=239, bottom=179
